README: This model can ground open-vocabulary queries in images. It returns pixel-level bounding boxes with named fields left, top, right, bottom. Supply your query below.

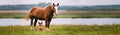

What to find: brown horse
left=25, top=3, right=59, bottom=30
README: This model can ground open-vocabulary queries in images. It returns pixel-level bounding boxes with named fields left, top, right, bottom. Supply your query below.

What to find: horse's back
left=29, top=6, right=44, bottom=14
left=28, top=6, right=46, bottom=19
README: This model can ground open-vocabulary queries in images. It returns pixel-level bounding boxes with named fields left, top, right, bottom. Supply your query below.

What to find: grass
left=0, top=10, right=120, bottom=18
left=0, top=24, right=120, bottom=35
left=54, top=14, right=120, bottom=18
left=0, top=13, right=120, bottom=18
left=0, top=13, right=27, bottom=18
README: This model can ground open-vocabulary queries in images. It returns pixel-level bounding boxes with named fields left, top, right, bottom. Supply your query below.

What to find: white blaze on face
left=54, top=6, right=58, bottom=15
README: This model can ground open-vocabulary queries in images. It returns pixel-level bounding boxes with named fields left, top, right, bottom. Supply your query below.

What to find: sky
left=0, top=0, right=120, bottom=6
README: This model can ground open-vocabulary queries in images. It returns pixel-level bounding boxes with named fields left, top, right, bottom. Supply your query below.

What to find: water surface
left=0, top=18, right=120, bottom=26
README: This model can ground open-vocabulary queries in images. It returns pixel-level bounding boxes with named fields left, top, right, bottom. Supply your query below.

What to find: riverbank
left=0, top=10, right=120, bottom=18
left=0, top=24, right=120, bottom=35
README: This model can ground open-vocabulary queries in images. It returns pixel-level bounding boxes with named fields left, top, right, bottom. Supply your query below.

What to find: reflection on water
left=0, top=18, right=120, bottom=26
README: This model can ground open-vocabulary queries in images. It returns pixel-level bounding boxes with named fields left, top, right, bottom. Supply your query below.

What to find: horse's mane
left=44, top=4, right=53, bottom=8
left=45, top=5, right=53, bottom=9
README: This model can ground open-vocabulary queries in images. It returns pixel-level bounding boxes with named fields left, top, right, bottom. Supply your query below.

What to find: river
left=0, top=18, right=120, bottom=26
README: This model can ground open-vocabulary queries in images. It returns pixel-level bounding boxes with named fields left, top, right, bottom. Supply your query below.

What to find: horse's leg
left=45, top=20, right=50, bottom=30
left=45, top=20, right=48, bottom=28
left=30, top=18, right=33, bottom=30
left=48, top=18, right=52, bottom=28
left=48, top=20, right=51, bottom=28
left=33, top=18, right=38, bottom=31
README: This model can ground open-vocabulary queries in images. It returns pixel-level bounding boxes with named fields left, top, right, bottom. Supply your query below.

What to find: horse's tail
left=23, top=7, right=35, bottom=21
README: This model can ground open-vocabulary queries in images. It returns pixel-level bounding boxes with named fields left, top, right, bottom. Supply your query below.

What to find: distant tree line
left=0, top=3, right=120, bottom=10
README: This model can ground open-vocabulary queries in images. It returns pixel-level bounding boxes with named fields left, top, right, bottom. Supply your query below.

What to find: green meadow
left=0, top=10, right=120, bottom=18
left=0, top=13, right=120, bottom=18
left=0, top=24, right=120, bottom=35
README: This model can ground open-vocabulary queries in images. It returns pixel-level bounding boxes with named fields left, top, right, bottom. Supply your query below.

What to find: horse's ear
left=53, top=3, right=55, bottom=6
left=38, top=22, right=40, bottom=24
left=57, top=3, right=59, bottom=6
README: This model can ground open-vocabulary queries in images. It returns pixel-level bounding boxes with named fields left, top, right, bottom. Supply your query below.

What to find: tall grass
left=0, top=24, right=120, bottom=35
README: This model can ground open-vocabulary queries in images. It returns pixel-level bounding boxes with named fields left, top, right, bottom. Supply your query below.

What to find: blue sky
left=0, top=0, right=120, bottom=6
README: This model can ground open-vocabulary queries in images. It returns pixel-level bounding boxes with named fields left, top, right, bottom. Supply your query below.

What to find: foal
left=38, top=22, right=43, bottom=31
left=38, top=22, right=49, bottom=31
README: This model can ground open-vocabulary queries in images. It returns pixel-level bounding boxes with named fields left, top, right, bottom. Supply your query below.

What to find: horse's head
left=46, top=3, right=59, bottom=16
left=52, top=3, right=59, bottom=16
